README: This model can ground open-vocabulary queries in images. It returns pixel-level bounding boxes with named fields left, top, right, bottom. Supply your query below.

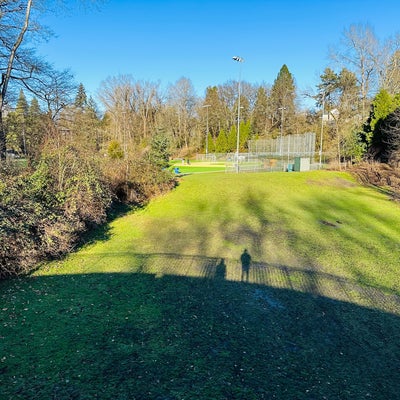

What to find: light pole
left=319, top=92, right=325, bottom=169
left=278, top=106, right=286, bottom=156
left=202, top=104, right=210, bottom=159
left=232, top=55, right=244, bottom=173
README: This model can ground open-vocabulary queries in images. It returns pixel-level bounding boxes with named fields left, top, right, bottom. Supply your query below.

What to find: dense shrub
left=0, top=165, right=55, bottom=277
left=0, top=143, right=176, bottom=278
left=103, top=157, right=175, bottom=204
left=0, top=146, right=113, bottom=278
left=38, top=147, right=112, bottom=226
left=102, top=132, right=175, bottom=204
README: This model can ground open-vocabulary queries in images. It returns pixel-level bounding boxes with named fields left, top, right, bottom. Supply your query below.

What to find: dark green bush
left=0, top=146, right=112, bottom=278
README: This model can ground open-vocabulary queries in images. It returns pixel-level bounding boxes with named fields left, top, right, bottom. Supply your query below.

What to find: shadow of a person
left=240, top=249, right=251, bottom=282
left=215, top=258, right=227, bottom=280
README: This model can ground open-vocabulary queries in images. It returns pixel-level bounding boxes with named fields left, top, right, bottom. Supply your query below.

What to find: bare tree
left=167, top=77, right=198, bottom=150
left=98, top=75, right=136, bottom=151
left=0, top=0, right=35, bottom=158
left=134, top=79, right=162, bottom=140
left=380, top=34, right=400, bottom=94
left=23, top=66, right=77, bottom=119
left=0, top=0, right=102, bottom=159
left=316, top=67, right=361, bottom=166
left=217, top=81, right=237, bottom=130
left=98, top=75, right=162, bottom=149
left=330, top=24, right=379, bottom=120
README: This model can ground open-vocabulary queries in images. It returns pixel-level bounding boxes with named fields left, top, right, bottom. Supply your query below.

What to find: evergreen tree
left=59, top=93, right=102, bottom=153
left=215, top=129, right=228, bottom=153
left=337, top=68, right=359, bottom=116
left=148, top=130, right=171, bottom=169
left=206, top=132, right=215, bottom=153
left=87, top=96, right=99, bottom=118
left=374, top=108, right=400, bottom=164
left=366, top=89, right=400, bottom=159
left=26, top=97, right=44, bottom=161
left=369, top=89, right=400, bottom=133
left=5, top=90, right=29, bottom=154
left=203, top=86, right=224, bottom=137
left=74, top=83, right=88, bottom=109
left=270, top=65, right=296, bottom=134
left=16, top=89, right=29, bottom=115
left=239, top=121, right=252, bottom=150
left=227, top=125, right=237, bottom=152
left=252, top=86, right=270, bottom=137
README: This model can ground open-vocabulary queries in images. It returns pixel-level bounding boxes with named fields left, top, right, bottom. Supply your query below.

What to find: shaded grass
left=1, top=272, right=399, bottom=399
left=1, top=170, right=400, bottom=399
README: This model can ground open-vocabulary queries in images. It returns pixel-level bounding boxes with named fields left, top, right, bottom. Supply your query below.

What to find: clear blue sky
left=37, top=0, right=400, bottom=109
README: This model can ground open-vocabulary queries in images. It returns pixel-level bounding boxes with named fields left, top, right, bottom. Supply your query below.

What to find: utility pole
left=202, top=104, right=210, bottom=159
left=232, top=56, right=244, bottom=173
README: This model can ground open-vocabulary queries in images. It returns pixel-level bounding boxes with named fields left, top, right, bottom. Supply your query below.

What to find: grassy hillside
left=1, top=170, right=400, bottom=399
left=40, top=170, right=400, bottom=296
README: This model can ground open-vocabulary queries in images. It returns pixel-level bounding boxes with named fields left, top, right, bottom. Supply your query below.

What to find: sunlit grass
left=42, top=170, right=400, bottom=295
left=170, top=159, right=226, bottom=174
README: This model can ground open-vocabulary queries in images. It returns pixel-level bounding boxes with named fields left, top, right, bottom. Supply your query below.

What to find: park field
left=170, top=159, right=227, bottom=174
left=1, top=170, right=400, bottom=399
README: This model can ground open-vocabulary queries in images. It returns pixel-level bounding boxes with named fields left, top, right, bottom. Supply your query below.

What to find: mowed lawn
left=1, top=170, right=400, bottom=399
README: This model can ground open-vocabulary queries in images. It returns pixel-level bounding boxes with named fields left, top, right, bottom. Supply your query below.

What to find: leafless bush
left=352, top=161, right=400, bottom=200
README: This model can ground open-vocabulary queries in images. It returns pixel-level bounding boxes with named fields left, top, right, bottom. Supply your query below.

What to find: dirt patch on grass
left=319, top=219, right=343, bottom=228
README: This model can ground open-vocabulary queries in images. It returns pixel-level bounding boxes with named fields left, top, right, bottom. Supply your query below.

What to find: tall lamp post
left=319, top=92, right=325, bottom=169
left=278, top=106, right=286, bottom=157
left=202, top=104, right=210, bottom=159
left=232, top=55, right=244, bottom=173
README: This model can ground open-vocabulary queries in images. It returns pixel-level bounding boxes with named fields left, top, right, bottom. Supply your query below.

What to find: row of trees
left=315, top=24, right=400, bottom=165
left=3, top=66, right=303, bottom=160
left=5, top=34, right=400, bottom=167
left=0, top=0, right=79, bottom=160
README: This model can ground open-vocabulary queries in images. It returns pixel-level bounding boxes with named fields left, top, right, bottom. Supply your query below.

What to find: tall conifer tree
left=270, top=65, right=296, bottom=134
left=252, top=86, right=270, bottom=137
left=74, top=83, right=88, bottom=109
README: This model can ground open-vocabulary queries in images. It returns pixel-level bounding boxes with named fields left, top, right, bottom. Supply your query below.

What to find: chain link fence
left=197, top=132, right=321, bottom=172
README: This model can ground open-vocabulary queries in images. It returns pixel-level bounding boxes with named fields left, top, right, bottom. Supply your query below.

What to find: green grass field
left=170, top=159, right=226, bottom=174
left=1, top=170, right=400, bottom=399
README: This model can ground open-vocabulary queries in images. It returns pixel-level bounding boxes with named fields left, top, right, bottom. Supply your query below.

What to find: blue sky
left=37, top=0, right=400, bottom=109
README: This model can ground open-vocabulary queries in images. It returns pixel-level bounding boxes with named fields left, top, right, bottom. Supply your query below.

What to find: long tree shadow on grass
left=1, top=268, right=400, bottom=399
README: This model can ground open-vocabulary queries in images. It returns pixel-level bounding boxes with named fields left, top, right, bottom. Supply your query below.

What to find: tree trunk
left=0, top=111, right=5, bottom=160
left=0, top=0, right=33, bottom=160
